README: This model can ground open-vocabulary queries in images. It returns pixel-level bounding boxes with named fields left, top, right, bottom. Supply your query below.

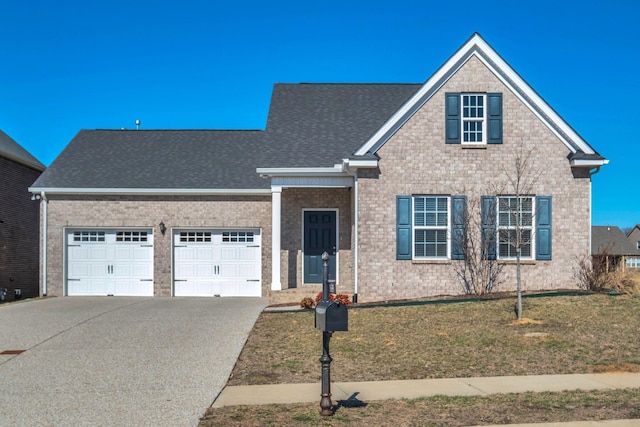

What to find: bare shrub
left=573, top=252, right=611, bottom=292
left=573, top=249, right=639, bottom=295
left=609, top=270, right=640, bottom=295
left=452, top=196, right=504, bottom=296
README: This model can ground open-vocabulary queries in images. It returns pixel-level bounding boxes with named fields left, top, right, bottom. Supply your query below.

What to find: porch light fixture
left=159, top=221, right=166, bottom=235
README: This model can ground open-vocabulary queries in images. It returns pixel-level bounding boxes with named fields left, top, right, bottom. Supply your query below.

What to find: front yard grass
left=201, top=293, right=640, bottom=426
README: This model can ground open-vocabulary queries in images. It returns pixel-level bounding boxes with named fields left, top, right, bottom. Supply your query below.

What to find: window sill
left=461, top=144, right=487, bottom=149
left=412, top=259, right=452, bottom=265
left=498, top=260, right=536, bottom=265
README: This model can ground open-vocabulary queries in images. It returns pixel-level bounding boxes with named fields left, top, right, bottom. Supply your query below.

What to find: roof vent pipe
left=135, top=119, right=140, bottom=130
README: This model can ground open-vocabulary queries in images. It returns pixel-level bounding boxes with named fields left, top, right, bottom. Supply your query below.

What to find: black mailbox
left=315, top=300, right=348, bottom=332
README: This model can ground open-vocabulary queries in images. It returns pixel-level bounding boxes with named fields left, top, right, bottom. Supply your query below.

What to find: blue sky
left=1, top=0, right=637, bottom=228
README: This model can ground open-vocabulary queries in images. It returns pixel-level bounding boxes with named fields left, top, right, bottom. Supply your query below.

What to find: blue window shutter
left=481, top=196, right=497, bottom=260
left=451, top=195, right=467, bottom=260
left=396, top=195, right=412, bottom=260
left=487, top=93, right=502, bottom=144
left=445, top=93, right=461, bottom=144
left=536, top=196, right=552, bottom=260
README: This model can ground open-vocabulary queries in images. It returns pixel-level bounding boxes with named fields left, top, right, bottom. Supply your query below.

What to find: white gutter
left=257, top=166, right=348, bottom=177
left=342, top=158, right=378, bottom=168
left=342, top=162, right=359, bottom=302
left=28, top=187, right=271, bottom=196
left=570, top=159, right=609, bottom=168
left=40, top=191, right=48, bottom=296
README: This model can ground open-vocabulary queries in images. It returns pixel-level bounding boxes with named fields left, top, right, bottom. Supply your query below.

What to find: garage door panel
left=174, top=280, right=220, bottom=297
left=68, top=278, right=107, bottom=296
left=174, top=229, right=261, bottom=297
left=90, top=264, right=107, bottom=277
left=66, top=229, right=154, bottom=296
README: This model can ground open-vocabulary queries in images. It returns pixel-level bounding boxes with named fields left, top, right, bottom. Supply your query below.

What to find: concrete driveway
left=0, top=297, right=266, bottom=426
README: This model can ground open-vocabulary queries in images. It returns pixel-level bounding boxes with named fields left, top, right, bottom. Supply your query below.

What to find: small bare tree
left=499, top=143, right=539, bottom=319
left=452, top=195, right=504, bottom=295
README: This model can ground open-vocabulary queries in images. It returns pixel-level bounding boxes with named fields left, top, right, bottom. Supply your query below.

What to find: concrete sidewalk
left=212, top=372, right=640, bottom=407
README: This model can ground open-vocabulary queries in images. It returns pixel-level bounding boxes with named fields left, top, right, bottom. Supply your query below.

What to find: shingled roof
left=31, top=83, right=421, bottom=191
left=31, top=130, right=269, bottom=191
left=592, top=226, right=638, bottom=256
left=0, top=130, right=45, bottom=171
left=262, top=83, right=420, bottom=168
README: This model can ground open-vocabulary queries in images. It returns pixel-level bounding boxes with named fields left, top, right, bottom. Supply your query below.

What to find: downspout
left=587, top=166, right=600, bottom=259
left=41, top=191, right=48, bottom=296
left=344, top=166, right=359, bottom=303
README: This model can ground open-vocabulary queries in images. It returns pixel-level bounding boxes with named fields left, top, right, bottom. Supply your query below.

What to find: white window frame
left=412, top=195, right=451, bottom=260
left=222, top=231, right=255, bottom=243
left=179, top=231, right=212, bottom=243
left=116, top=231, right=148, bottom=242
left=627, top=257, right=640, bottom=269
left=462, top=93, right=487, bottom=145
left=497, top=196, right=535, bottom=260
left=73, top=231, right=105, bottom=242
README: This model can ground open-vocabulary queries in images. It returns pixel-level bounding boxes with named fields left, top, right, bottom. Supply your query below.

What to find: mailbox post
left=315, top=251, right=348, bottom=416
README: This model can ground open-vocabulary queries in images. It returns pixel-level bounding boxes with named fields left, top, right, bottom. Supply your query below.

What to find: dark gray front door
left=303, top=211, right=336, bottom=283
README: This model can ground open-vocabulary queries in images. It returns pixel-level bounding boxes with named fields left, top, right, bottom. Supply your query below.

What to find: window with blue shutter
left=446, top=93, right=502, bottom=145
left=451, top=196, right=467, bottom=260
left=481, top=196, right=497, bottom=260
left=396, top=196, right=412, bottom=260
left=535, top=196, right=552, bottom=260
left=397, top=195, right=466, bottom=260
left=445, top=93, right=461, bottom=144
left=487, top=93, right=503, bottom=144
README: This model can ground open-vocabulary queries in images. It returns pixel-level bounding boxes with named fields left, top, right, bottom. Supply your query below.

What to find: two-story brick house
left=1, top=130, right=45, bottom=301
left=30, top=33, right=607, bottom=303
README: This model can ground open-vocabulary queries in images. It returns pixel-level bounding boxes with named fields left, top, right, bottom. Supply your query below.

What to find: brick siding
left=42, top=195, right=271, bottom=297
left=0, top=157, right=42, bottom=301
left=356, top=56, right=592, bottom=302
left=280, top=188, right=353, bottom=295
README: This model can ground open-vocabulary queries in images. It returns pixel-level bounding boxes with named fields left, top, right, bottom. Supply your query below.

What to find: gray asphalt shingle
left=32, top=130, right=269, bottom=190
left=31, top=83, right=421, bottom=190
left=592, top=226, right=638, bottom=256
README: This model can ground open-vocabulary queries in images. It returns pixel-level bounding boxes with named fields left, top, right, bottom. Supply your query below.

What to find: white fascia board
left=355, top=33, right=597, bottom=157
left=256, top=166, right=348, bottom=177
left=470, top=38, right=594, bottom=155
left=354, top=36, right=476, bottom=156
left=27, top=187, right=271, bottom=196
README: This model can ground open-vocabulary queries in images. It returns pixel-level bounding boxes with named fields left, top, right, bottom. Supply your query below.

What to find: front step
left=268, top=286, right=322, bottom=306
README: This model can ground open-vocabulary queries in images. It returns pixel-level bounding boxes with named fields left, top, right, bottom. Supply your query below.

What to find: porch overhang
left=257, top=166, right=354, bottom=188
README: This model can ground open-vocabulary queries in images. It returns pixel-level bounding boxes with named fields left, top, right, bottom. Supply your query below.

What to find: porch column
left=271, top=185, right=282, bottom=290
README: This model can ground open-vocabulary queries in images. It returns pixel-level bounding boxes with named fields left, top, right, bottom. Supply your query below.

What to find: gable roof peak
left=354, top=33, right=607, bottom=168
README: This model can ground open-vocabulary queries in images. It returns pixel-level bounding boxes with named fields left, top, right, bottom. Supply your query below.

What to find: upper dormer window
left=462, top=94, right=486, bottom=144
left=446, top=92, right=502, bottom=145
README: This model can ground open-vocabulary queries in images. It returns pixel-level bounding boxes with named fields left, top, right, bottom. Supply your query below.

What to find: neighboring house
left=0, top=130, right=45, bottom=301
left=29, top=33, right=608, bottom=303
left=625, top=225, right=640, bottom=269
left=592, top=226, right=639, bottom=272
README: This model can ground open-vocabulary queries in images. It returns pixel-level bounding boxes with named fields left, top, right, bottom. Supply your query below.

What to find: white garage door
left=174, top=229, right=261, bottom=297
left=66, top=230, right=154, bottom=296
